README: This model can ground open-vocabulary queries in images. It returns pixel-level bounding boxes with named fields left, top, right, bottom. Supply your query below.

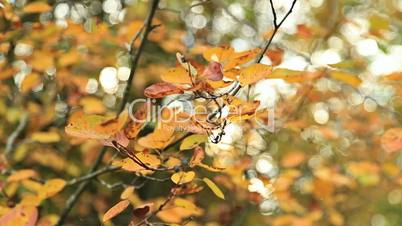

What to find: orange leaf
left=65, top=110, right=128, bottom=140
left=161, top=67, right=192, bottom=84
left=102, top=200, right=131, bottom=222
left=239, top=64, right=272, bottom=85
left=281, top=151, right=306, bottom=168
left=38, top=179, right=66, bottom=199
left=124, top=106, right=147, bottom=139
left=0, top=206, right=38, bottom=226
left=7, top=169, right=37, bottom=182
left=144, top=82, right=184, bottom=98
left=23, top=2, right=51, bottom=13
left=381, top=128, right=402, bottom=154
left=21, top=73, right=41, bottom=93
left=137, top=124, right=175, bottom=149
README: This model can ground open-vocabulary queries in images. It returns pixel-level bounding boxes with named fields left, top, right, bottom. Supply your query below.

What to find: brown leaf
left=144, top=82, right=184, bottom=98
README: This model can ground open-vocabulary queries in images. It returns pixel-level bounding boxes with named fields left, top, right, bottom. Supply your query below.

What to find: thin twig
left=5, top=112, right=28, bottom=156
left=256, top=0, right=298, bottom=63
left=66, top=165, right=120, bottom=186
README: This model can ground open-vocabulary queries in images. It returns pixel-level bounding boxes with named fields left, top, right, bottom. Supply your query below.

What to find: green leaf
left=180, top=135, right=207, bottom=150
left=203, top=177, right=225, bottom=200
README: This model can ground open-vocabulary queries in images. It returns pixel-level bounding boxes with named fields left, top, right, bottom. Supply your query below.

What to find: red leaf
left=202, top=61, right=223, bottom=81
left=144, top=82, right=184, bottom=98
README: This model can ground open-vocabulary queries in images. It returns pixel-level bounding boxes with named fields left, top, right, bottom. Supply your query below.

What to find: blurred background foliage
left=1, top=0, right=402, bottom=226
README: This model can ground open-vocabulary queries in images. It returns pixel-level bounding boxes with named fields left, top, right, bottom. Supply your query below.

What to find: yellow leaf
left=58, top=51, right=79, bottom=67
left=161, top=67, right=192, bottom=84
left=329, top=70, right=361, bottom=87
left=38, top=179, right=66, bottom=199
left=202, top=177, right=225, bottom=200
left=120, top=186, right=135, bottom=200
left=239, top=64, right=272, bottom=85
left=0, top=206, right=38, bottom=226
left=113, top=152, right=161, bottom=173
left=23, top=2, right=51, bottom=13
left=180, top=134, right=207, bottom=150
left=65, top=110, right=128, bottom=140
left=171, top=171, right=195, bottom=185
left=137, top=124, right=175, bottom=149
left=268, top=68, right=305, bottom=83
left=7, top=169, right=37, bottom=182
left=30, top=131, right=60, bottom=143
left=102, top=200, right=131, bottom=222
left=21, top=73, right=41, bottom=94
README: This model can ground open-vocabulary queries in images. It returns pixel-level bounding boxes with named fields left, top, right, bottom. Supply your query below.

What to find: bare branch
left=256, top=0, right=298, bottom=63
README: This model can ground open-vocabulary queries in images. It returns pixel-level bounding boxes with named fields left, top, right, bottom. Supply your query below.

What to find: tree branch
left=66, top=165, right=121, bottom=186
left=5, top=112, right=28, bottom=157
left=256, top=0, right=297, bottom=63
left=55, top=1, right=160, bottom=225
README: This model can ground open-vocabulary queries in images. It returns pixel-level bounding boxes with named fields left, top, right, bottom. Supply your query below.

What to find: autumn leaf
left=102, top=200, right=131, bottom=222
left=239, top=64, right=272, bottom=85
left=113, top=152, right=161, bottom=173
left=7, top=169, right=37, bottom=183
left=120, top=186, right=135, bottom=200
left=161, top=67, right=192, bottom=84
left=38, top=179, right=66, bottom=199
left=268, top=68, right=305, bottom=83
left=65, top=110, right=128, bottom=140
left=144, top=82, right=184, bottom=98
left=189, top=146, right=205, bottom=167
left=329, top=70, right=362, bottom=87
left=21, top=73, right=41, bottom=94
left=381, top=128, right=402, bottom=154
left=157, top=198, right=203, bottom=223
left=125, top=103, right=148, bottom=139
left=180, top=134, right=207, bottom=150
left=202, top=177, right=225, bottom=200
left=203, top=46, right=259, bottom=71
left=137, top=124, right=175, bottom=149
left=171, top=171, right=195, bottom=184
left=266, top=48, right=284, bottom=66
left=23, top=2, right=51, bottom=13
left=0, top=206, right=38, bottom=226
left=201, top=61, right=223, bottom=81
left=281, top=151, right=306, bottom=168
left=30, top=131, right=60, bottom=143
